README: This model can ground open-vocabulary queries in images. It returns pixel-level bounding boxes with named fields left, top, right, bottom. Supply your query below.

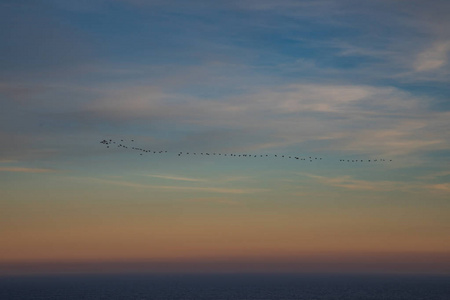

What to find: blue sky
left=1, top=0, right=449, bottom=274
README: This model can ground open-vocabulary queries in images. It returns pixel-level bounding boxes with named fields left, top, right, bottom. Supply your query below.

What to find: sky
left=1, top=0, right=450, bottom=275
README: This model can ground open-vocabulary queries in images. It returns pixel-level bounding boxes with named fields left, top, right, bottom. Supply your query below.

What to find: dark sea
left=1, top=273, right=449, bottom=300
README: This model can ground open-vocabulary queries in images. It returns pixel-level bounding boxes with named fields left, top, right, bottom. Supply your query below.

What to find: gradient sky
left=1, top=0, right=450, bottom=275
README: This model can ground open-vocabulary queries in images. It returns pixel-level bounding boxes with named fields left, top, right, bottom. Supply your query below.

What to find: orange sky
left=2, top=173, right=449, bottom=275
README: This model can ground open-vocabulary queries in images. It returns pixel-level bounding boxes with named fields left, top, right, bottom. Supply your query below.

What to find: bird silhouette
left=100, top=138, right=393, bottom=165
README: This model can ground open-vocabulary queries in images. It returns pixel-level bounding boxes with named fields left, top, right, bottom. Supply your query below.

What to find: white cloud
left=302, top=173, right=408, bottom=192
left=330, top=119, right=447, bottom=157
left=88, top=178, right=268, bottom=194
left=302, top=173, right=450, bottom=194
left=82, top=82, right=449, bottom=158
left=144, top=174, right=207, bottom=182
left=414, top=41, right=450, bottom=72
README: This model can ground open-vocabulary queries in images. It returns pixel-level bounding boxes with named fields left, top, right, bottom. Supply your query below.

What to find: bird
left=100, top=138, right=392, bottom=167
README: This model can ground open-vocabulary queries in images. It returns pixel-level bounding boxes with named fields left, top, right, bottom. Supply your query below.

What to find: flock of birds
left=100, top=139, right=392, bottom=163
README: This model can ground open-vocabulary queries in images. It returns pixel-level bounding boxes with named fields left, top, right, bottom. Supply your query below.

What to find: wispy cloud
left=414, top=41, right=450, bottom=72
left=144, top=174, right=207, bottom=182
left=219, top=176, right=254, bottom=183
left=143, top=174, right=254, bottom=184
left=182, top=197, right=242, bottom=206
left=302, top=173, right=406, bottom=192
left=88, top=178, right=268, bottom=194
left=0, top=167, right=56, bottom=173
left=418, top=171, right=450, bottom=180
left=0, top=160, right=17, bottom=164
left=301, top=173, right=450, bottom=194
left=80, top=82, right=449, bottom=158
left=426, top=183, right=450, bottom=192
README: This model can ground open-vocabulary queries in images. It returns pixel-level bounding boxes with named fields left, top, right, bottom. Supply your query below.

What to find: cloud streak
left=414, top=41, right=450, bottom=72
left=144, top=174, right=207, bottom=182
left=88, top=178, right=268, bottom=195
left=302, top=173, right=450, bottom=194
left=0, top=167, right=56, bottom=173
left=302, top=174, right=408, bottom=192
